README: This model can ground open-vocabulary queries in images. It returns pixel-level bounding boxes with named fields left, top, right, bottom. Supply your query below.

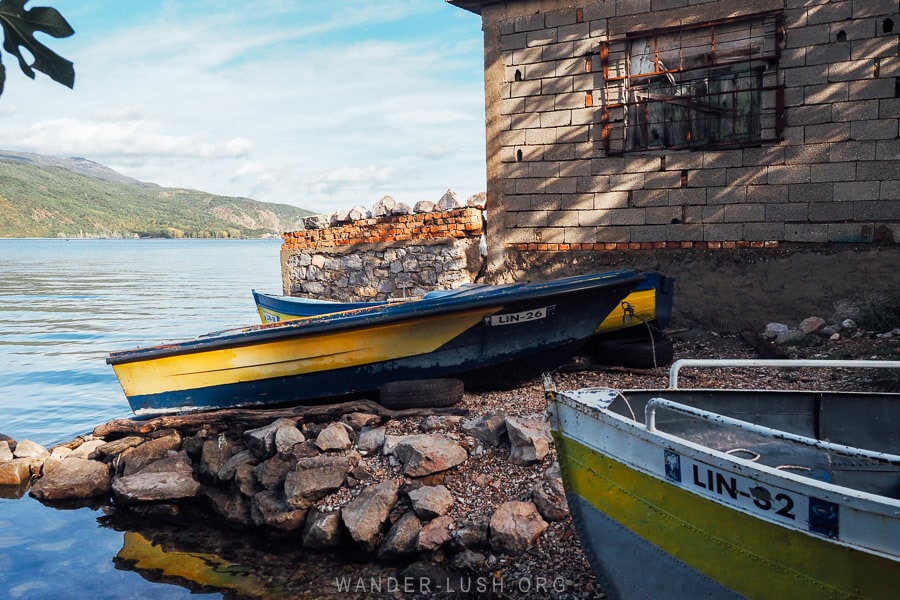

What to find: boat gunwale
left=551, top=386, right=900, bottom=516
left=108, top=270, right=645, bottom=364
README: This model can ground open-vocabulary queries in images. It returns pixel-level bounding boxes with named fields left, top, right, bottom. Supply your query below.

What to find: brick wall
left=280, top=208, right=484, bottom=301
left=456, top=0, right=898, bottom=263
left=282, top=208, right=484, bottom=250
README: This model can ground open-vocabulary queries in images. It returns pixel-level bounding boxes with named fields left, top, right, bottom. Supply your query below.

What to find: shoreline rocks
left=0, top=406, right=566, bottom=573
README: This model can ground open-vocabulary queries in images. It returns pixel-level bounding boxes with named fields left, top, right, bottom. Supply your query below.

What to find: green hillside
left=0, top=152, right=313, bottom=238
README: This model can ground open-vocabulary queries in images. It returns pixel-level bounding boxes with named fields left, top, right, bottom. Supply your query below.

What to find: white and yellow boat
left=107, top=270, right=645, bottom=415
left=546, top=359, right=900, bottom=600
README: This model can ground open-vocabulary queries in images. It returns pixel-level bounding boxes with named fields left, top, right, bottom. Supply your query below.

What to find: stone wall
left=280, top=206, right=485, bottom=301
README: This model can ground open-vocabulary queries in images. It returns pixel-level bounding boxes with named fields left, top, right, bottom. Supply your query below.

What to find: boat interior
left=612, top=388, right=900, bottom=500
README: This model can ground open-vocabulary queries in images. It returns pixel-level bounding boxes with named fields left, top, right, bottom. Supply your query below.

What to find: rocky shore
left=1, top=317, right=897, bottom=599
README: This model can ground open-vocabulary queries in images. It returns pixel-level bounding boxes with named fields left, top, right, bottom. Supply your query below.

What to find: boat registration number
left=486, top=305, right=555, bottom=326
left=664, top=450, right=839, bottom=538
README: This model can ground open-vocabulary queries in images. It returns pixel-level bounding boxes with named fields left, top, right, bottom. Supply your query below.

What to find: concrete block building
left=449, top=0, right=898, bottom=330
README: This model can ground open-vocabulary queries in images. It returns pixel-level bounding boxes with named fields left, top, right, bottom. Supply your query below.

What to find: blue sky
left=0, top=0, right=486, bottom=214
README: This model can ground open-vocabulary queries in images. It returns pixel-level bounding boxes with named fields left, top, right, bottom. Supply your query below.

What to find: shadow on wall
left=496, top=245, right=900, bottom=333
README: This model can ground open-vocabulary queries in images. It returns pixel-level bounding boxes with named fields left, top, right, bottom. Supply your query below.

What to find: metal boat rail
left=667, top=358, right=900, bottom=389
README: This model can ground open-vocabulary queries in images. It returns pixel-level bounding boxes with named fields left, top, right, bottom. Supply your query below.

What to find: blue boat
left=108, top=270, right=645, bottom=414
left=253, top=272, right=674, bottom=334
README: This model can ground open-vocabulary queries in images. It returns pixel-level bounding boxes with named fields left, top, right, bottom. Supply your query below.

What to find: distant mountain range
left=0, top=150, right=314, bottom=238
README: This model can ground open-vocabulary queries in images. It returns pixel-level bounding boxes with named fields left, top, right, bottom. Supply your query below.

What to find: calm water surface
left=0, top=239, right=392, bottom=599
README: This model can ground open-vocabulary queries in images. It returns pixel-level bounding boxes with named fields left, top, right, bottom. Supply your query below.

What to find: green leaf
left=0, top=0, right=74, bottom=89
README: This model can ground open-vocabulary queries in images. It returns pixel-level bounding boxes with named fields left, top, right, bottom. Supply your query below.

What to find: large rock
left=216, top=449, right=256, bottom=484
left=315, top=422, right=352, bottom=451
left=203, top=486, right=251, bottom=525
left=40, top=446, right=72, bottom=476
left=13, top=439, right=48, bottom=460
left=413, top=200, right=435, bottom=213
left=250, top=489, right=307, bottom=531
left=408, top=484, right=455, bottom=520
left=341, top=412, right=380, bottom=431
left=284, top=455, right=351, bottom=509
left=199, top=435, right=243, bottom=479
left=302, top=508, right=344, bottom=549
left=94, top=436, right=145, bottom=460
left=532, top=474, right=569, bottom=522
left=377, top=511, right=422, bottom=560
left=467, top=192, right=486, bottom=209
left=357, top=426, right=386, bottom=454
left=254, top=453, right=295, bottom=490
left=341, top=480, right=399, bottom=552
left=303, top=214, right=328, bottom=230
left=506, top=415, right=551, bottom=466
left=416, top=515, right=454, bottom=552
left=0, top=458, right=33, bottom=486
left=489, top=501, right=548, bottom=555
left=373, top=195, right=396, bottom=217
left=764, top=322, right=789, bottom=339
left=244, top=418, right=300, bottom=459
left=30, top=457, right=110, bottom=501
left=392, top=434, right=467, bottom=477
left=800, top=316, right=826, bottom=334
left=348, top=205, right=370, bottom=221
left=452, top=516, right=490, bottom=549
left=391, top=203, right=412, bottom=216
left=274, top=424, right=305, bottom=454
left=0, top=441, right=13, bottom=462
left=69, top=438, right=107, bottom=459
left=111, top=451, right=200, bottom=504
left=120, top=431, right=181, bottom=476
left=461, top=412, right=507, bottom=446
left=436, top=189, right=463, bottom=210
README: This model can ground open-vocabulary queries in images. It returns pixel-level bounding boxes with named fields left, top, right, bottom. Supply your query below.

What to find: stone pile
left=0, top=406, right=568, bottom=571
left=764, top=316, right=900, bottom=346
left=303, top=190, right=486, bottom=231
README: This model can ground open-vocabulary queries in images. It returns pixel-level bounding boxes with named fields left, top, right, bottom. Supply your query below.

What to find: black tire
left=379, top=378, right=464, bottom=409
left=591, top=334, right=674, bottom=369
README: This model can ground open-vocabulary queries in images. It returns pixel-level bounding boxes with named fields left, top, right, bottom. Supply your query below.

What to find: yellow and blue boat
left=546, top=359, right=900, bottom=600
left=107, top=270, right=644, bottom=415
left=252, top=272, right=674, bottom=335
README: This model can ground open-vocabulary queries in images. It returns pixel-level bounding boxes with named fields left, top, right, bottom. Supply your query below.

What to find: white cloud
left=0, top=1, right=487, bottom=213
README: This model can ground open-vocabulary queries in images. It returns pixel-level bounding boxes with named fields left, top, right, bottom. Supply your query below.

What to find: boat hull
left=252, top=272, right=674, bottom=334
left=549, top=384, right=900, bottom=600
left=110, top=271, right=644, bottom=414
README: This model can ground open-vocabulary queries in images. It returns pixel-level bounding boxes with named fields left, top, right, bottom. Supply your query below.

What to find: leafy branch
left=0, top=0, right=74, bottom=95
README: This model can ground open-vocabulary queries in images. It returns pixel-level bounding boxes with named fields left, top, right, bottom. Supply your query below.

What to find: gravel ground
left=389, top=327, right=900, bottom=600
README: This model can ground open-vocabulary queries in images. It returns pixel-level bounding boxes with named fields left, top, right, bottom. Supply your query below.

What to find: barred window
left=601, top=13, right=783, bottom=154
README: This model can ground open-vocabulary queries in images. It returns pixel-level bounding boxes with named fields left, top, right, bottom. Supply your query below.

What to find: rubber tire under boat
left=379, top=378, right=464, bottom=409
left=590, top=331, right=674, bottom=369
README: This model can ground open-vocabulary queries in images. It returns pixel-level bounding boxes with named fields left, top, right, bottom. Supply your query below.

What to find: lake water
left=0, top=239, right=393, bottom=599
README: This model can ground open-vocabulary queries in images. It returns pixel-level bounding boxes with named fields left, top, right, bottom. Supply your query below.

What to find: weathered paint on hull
left=253, top=272, right=674, bottom=333
left=553, top=433, right=900, bottom=600
left=110, top=271, right=646, bottom=413
left=111, top=308, right=491, bottom=399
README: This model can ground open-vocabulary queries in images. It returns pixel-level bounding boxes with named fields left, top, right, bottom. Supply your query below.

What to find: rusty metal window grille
left=601, top=13, right=783, bottom=154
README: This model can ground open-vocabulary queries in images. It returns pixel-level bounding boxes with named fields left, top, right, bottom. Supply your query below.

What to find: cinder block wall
left=280, top=208, right=484, bottom=301
left=472, top=0, right=898, bottom=259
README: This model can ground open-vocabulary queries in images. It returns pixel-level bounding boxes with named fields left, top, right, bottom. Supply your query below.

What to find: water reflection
left=102, top=508, right=404, bottom=599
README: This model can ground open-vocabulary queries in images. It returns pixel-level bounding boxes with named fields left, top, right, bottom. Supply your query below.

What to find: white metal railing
left=667, top=359, right=900, bottom=389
